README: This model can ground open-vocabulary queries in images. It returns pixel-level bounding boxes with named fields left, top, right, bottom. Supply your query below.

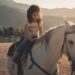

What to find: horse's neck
left=34, top=25, right=65, bottom=53
left=25, top=25, right=66, bottom=74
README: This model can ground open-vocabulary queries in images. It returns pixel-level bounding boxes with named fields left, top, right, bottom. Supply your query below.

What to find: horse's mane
left=36, top=25, right=64, bottom=43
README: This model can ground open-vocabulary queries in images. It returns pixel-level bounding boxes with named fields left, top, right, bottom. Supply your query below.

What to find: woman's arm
left=38, top=22, right=43, bottom=36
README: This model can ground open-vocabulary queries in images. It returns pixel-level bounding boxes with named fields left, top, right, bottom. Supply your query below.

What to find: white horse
left=7, top=20, right=74, bottom=75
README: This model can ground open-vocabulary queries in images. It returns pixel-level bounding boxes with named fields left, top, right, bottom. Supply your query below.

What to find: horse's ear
left=64, top=17, right=74, bottom=26
left=64, top=17, right=70, bottom=26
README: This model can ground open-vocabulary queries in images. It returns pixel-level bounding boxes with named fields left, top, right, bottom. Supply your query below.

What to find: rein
left=29, top=50, right=52, bottom=75
left=61, top=31, right=72, bottom=60
left=28, top=37, right=58, bottom=75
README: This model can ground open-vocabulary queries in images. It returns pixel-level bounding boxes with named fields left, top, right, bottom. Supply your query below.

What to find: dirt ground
left=0, top=43, right=71, bottom=75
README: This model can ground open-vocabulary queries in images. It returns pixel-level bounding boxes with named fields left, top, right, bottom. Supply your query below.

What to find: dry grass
left=58, top=55, right=71, bottom=75
left=0, top=43, right=71, bottom=75
left=0, top=43, right=12, bottom=75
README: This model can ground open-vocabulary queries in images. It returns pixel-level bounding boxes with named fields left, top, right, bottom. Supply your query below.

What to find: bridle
left=61, top=31, right=72, bottom=60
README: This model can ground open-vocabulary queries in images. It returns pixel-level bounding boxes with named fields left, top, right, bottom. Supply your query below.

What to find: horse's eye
left=68, top=40, right=74, bottom=45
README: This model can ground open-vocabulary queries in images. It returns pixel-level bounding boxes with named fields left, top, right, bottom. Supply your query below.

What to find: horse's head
left=63, top=19, right=75, bottom=59
left=63, top=19, right=75, bottom=74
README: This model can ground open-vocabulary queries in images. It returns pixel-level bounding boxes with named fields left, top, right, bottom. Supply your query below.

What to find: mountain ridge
left=0, top=0, right=75, bottom=29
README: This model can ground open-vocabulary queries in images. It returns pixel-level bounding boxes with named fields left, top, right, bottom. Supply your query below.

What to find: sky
left=13, top=0, right=75, bottom=9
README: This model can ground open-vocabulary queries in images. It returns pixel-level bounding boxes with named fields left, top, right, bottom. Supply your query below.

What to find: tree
left=8, top=26, right=15, bottom=35
left=14, top=26, right=22, bottom=36
left=0, top=25, right=4, bottom=35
